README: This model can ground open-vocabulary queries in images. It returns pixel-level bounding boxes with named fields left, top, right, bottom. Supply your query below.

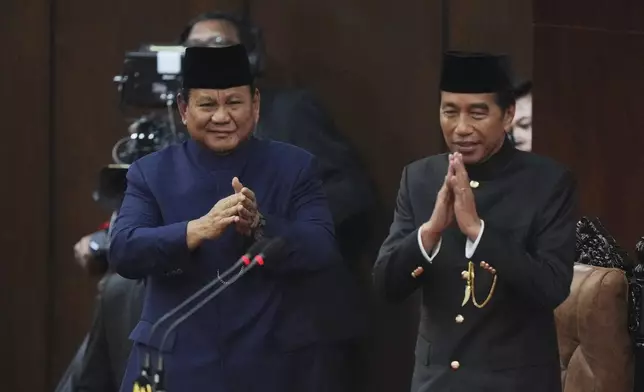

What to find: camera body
left=94, top=45, right=189, bottom=213
left=114, top=45, right=185, bottom=108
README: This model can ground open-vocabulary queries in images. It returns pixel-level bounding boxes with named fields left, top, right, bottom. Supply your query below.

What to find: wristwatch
left=253, top=212, right=266, bottom=241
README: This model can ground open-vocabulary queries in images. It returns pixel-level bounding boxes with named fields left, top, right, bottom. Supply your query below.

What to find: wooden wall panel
left=252, top=2, right=445, bottom=390
left=0, top=0, right=52, bottom=390
left=255, top=1, right=445, bottom=209
left=449, top=0, right=533, bottom=81
left=534, top=0, right=644, bottom=31
left=533, top=3, right=644, bottom=249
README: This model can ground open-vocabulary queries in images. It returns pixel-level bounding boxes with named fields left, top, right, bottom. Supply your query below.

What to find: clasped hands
left=420, top=152, right=482, bottom=250
left=188, top=177, right=260, bottom=249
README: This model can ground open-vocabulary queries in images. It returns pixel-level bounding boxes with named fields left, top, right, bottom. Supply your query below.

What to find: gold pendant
left=461, top=284, right=471, bottom=307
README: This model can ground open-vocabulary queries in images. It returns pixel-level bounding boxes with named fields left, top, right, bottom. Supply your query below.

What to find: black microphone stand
left=153, top=256, right=265, bottom=392
left=133, top=239, right=269, bottom=392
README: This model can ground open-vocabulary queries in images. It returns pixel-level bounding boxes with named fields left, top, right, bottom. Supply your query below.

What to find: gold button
left=469, top=180, right=479, bottom=189
left=451, top=360, right=460, bottom=370
left=461, top=270, right=469, bottom=280
left=455, top=314, right=464, bottom=323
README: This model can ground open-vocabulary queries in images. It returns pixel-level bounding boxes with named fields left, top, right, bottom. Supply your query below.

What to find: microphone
left=252, top=237, right=286, bottom=268
left=153, top=237, right=286, bottom=392
left=133, top=238, right=270, bottom=392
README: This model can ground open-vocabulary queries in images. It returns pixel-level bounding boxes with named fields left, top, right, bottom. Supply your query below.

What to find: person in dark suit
left=76, top=274, right=144, bottom=392
left=373, top=52, right=578, bottom=392
left=110, top=45, right=363, bottom=392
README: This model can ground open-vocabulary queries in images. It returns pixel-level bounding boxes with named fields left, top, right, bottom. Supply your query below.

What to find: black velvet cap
left=182, top=44, right=253, bottom=89
left=440, top=51, right=513, bottom=93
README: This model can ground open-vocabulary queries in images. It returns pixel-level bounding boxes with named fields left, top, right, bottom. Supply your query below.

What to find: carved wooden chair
left=554, top=217, right=642, bottom=392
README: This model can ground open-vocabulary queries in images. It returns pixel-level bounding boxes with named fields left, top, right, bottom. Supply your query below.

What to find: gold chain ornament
left=461, top=261, right=497, bottom=308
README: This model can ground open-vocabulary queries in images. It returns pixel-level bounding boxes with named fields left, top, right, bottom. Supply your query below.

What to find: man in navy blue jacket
left=110, top=45, right=363, bottom=392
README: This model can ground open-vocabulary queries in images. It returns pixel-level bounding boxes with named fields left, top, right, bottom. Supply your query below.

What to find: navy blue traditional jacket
left=109, top=136, right=363, bottom=391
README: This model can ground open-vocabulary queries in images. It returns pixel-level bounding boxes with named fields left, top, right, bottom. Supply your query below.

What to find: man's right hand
left=419, top=156, right=455, bottom=251
left=186, top=193, right=250, bottom=249
left=74, top=233, right=109, bottom=276
left=74, top=234, right=94, bottom=269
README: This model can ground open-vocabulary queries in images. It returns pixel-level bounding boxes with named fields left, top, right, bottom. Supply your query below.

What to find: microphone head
left=254, top=237, right=286, bottom=266
left=242, top=238, right=271, bottom=266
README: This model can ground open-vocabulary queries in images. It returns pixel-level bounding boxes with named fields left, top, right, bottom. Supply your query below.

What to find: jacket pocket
left=415, top=335, right=432, bottom=366
left=129, top=319, right=177, bottom=353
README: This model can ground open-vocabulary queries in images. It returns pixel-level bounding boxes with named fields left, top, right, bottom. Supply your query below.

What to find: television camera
left=95, top=45, right=188, bottom=209
left=88, top=45, right=189, bottom=260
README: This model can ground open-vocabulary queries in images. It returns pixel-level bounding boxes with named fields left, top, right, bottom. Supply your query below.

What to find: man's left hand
left=232, top=177, right=260, bottom=236
left=448, top=153, right=482, bottom=241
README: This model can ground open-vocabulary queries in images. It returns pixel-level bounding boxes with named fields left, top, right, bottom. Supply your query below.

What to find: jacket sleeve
left=261, top=156, right=343, bottom=274
left=108, top=162, right=191, bottom=279
left=471, top=169, right=578, bottom=310
left=372, top=166, right=445, bottom=302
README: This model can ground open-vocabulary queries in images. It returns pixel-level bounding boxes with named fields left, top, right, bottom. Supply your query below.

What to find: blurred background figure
left=56, top=125, right=173, bottom=392
left=509, top=80, right=532, bottom=152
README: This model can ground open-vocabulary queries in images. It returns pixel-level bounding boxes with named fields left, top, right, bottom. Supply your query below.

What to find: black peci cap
left=182, top=44, right=253, bottom=89
left=439, top=51, right=513, bottom=93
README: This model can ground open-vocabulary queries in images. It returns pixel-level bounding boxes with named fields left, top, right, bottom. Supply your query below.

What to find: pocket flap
left=129, top=319, right=177, bottom=353
left=414, top=335, right=432, bottom=366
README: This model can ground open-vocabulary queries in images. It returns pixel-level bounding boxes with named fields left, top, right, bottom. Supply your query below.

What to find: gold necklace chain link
left=467, top=261, right=497, bottom=309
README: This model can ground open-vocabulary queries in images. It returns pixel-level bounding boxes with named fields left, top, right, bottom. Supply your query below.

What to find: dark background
left=3, top=0, right=640, bottom=391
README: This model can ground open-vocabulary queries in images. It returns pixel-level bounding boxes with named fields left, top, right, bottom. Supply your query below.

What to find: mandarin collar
left=463, top=135, right=516, bottom=182
left=187, top=135, right=259, bottom=171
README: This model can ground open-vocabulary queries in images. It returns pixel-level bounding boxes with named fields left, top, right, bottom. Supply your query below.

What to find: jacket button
left=470, top=180, right=479, bottom=188
left=451, top=360, right=460, bottom=370
left=461, top=270, right=470, bottom=280
left=455, top=314, right=464, bottom=323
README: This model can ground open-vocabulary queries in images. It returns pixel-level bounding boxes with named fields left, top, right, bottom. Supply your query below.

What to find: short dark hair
left=513, top=80, right=533, bottom=99
left=178, top=11, right=254, bottom=49
left=494, top=89, right=516, bottom=111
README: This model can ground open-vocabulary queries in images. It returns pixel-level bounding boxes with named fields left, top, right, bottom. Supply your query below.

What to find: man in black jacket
left=373, top=52, right=577, bottom=392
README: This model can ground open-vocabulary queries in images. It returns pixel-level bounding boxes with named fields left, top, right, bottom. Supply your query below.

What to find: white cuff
left=418, top=229, right=442, bottom=263
left=465, top=219, right=485, bottom=259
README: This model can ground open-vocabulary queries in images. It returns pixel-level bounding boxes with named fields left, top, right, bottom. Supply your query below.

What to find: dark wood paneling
left=449, top=0, right=533, bottom=80
left=252, top=2, right=444, bottom=391
left=254, top=0, right=445, bottom=210
left=533, top=24, right=644, bottom=247
left=534, top=0, right=644, bottom=31
left=0, top=0, right=52, bottom=390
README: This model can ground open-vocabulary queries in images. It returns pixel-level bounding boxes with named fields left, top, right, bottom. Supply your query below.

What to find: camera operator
left=56, top=119, right=176, bottom=392
left=72, top=114, right=186, bottom=278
